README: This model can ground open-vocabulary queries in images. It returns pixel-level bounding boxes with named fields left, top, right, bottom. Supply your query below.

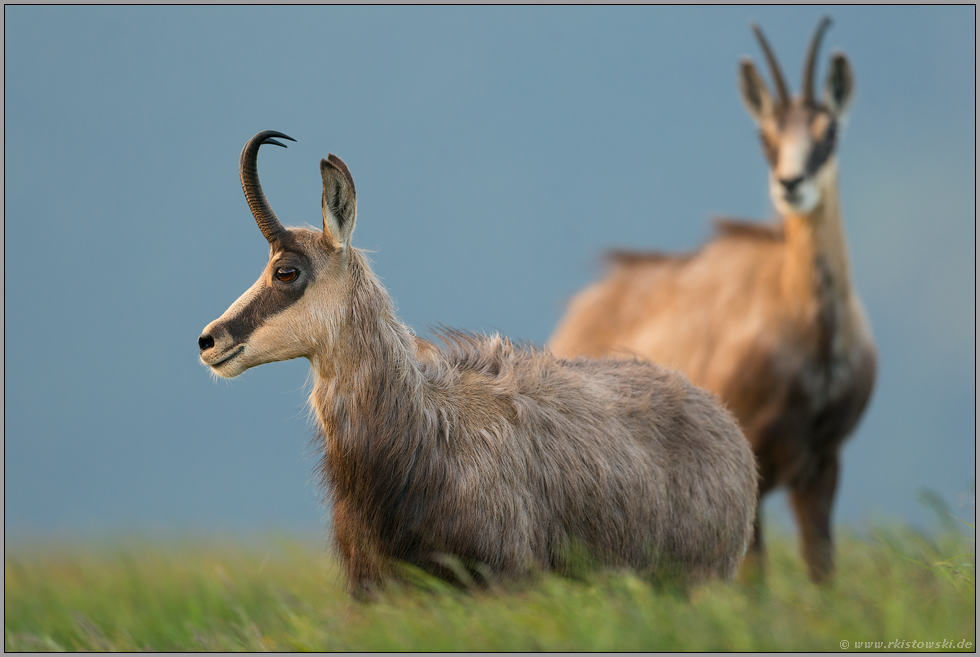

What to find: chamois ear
left=824, top=52, right=854, bottom=119
left=738, top=59, right=774, bottom=124
left=321, top=154, right=357, bottom=248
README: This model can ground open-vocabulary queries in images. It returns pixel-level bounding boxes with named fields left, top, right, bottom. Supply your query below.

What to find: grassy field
left=5, top=525, right=975, bottom=652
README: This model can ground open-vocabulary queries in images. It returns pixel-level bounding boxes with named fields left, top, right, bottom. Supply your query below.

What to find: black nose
left=198, top=334, right=215, bottom=352
left=780, top=176, right=804, bottom=194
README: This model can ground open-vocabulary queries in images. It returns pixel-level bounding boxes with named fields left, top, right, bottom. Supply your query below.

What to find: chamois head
left=199, top=131, right=357, bottom=378
left=738, top=18, right=854, bottom=217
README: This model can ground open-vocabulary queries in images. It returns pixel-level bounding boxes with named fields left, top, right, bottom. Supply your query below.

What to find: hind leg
left=738, top=501, right=767, bottom=584
left=790, top=454, right=839, bottom=583
left=738, top=463, right=777, bottom=584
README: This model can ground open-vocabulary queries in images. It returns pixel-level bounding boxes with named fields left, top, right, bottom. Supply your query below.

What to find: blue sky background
left=4, top=6, right=975, bottom=540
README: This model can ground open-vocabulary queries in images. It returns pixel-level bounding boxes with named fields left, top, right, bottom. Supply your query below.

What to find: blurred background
left=4, top=6, right=974, bottom=541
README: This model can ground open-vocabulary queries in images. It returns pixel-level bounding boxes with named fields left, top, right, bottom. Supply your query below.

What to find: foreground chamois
left=199, top=131, right=758, bottom=596
left=549, top=19, right=876, bottom=583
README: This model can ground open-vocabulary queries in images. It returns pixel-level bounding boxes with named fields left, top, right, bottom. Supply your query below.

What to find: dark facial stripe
left=806, top=119, right=837, bottom=176
left=222, top=252, right=313, bottom=345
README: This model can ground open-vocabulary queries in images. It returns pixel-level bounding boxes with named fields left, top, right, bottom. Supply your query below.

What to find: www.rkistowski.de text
left=840, top=639, right=973, bottom=650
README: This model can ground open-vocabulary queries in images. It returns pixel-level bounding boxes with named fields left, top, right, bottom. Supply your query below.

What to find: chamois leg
left=790, top=454, right=839, bottom=583
left=332, top=499, right=389, bottom=599
left=739, top=460, right=776, bottom=584
left=738, top=501, right=767, bottom=584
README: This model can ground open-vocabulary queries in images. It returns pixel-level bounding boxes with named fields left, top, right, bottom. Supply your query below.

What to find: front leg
left=332, top=499, right=390, bottom=599
left=790, top=454, right=839, bottom=583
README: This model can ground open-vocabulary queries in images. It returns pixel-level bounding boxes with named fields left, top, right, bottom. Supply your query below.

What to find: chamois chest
left=724, top=262, right=876, bottom=484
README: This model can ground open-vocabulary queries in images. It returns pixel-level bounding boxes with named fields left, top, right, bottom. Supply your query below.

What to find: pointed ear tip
left=321, top=153, right=351, bottom=174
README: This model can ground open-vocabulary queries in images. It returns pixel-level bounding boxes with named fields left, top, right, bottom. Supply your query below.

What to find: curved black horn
left=239, top=130, right=296, bottom=244
left=751, top=23, right=790, bottom=109
left=802, top=17, right=832, bottom=107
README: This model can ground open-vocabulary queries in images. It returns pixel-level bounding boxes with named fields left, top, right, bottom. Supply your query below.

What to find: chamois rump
left=199, top=130, right=758, bottom=596
left=549, top=19, right=876, bottom=583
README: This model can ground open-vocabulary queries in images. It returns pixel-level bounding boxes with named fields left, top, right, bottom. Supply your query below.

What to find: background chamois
left=199, top=131, right=758, bottom=596
left=549, top=19, right=876, bottom=583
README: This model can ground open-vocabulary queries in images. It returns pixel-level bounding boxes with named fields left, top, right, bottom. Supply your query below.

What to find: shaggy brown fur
left=200, top=131, right=759, bottom=596
left=549, top=20, right=876, bottom=584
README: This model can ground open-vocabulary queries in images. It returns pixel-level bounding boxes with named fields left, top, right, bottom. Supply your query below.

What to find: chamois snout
left=198, top=321, right=231, bottom=357
left=198, top=321, right=244, bottom=375
left=779, top=175, right=804, bottom=195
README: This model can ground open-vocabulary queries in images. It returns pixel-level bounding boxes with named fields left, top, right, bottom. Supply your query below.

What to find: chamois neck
left=309, top=251, right=426, bottom=440
left=780, top=160, right=853, bottom=306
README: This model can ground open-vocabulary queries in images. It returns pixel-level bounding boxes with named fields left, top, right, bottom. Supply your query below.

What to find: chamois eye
left=275, top=267, right=298, bottom=282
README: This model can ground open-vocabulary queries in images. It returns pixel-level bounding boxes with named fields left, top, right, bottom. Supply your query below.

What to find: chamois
left=549, top=19, right=876, bottom=583
left=199, top=130, right=758, bottom=596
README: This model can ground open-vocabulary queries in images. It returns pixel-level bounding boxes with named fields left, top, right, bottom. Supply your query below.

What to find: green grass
left=5, top=526, right=975, bottom=652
